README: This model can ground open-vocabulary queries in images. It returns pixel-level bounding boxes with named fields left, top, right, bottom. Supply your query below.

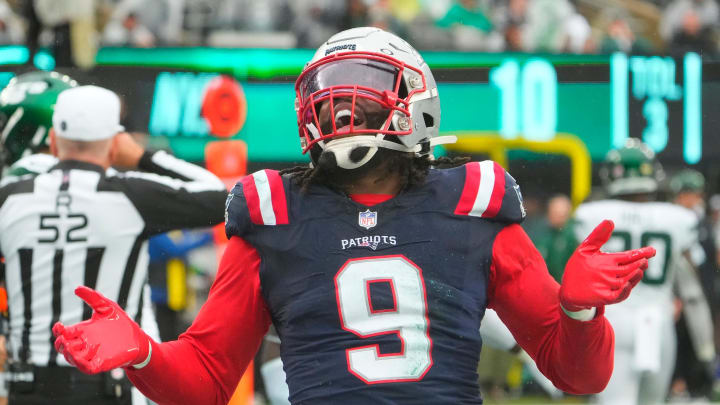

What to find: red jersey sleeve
left=127, top=236, right=272, bottom=405
left=487, top=224, right=614, bottom=394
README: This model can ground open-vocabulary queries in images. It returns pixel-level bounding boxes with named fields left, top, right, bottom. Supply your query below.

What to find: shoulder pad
left=659, top=202, right=699, bottom=231
left=573, top=201, right=595, bottom=220
left=453, top=161, right=525, bottom=223
left=225, top=169, right=289, bottom=238
left=7, top=154, right=58, bottom=176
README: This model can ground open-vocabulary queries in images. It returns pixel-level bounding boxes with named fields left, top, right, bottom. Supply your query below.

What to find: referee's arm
left=114, top=147, right=228, bottom=234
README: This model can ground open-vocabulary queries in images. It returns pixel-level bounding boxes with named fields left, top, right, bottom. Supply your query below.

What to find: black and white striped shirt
left=0, top=150, right=227, bottom=367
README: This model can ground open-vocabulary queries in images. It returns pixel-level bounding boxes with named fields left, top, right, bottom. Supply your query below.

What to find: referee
left=0, top=85, right=228, bottom=404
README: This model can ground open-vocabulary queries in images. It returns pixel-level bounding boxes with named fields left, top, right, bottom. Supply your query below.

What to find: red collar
left=349, top=193, right=395, bottom=206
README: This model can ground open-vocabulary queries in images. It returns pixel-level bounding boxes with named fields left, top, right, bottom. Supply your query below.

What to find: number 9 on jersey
left=334, top=255, right=433, bottom=384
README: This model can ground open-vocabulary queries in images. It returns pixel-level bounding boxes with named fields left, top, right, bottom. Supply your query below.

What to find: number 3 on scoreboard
left=334, top=255, right=433, bottom=384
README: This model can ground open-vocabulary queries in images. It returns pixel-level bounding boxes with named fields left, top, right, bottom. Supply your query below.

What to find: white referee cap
left=52, top=85, right=125, bottom=141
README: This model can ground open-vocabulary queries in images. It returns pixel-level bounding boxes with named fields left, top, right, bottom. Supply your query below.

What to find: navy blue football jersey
left=225, top=161, right=525, bottom=404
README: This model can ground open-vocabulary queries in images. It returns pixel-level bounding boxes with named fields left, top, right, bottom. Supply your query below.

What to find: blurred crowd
left=0, top=0, right=716, bottom=65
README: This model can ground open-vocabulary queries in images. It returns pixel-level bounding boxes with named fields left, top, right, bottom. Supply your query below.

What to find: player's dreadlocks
left=280, top=154, right=470, bottom=193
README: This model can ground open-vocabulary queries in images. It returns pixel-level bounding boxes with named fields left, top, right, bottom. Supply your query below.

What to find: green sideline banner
left=0, top=47, right=717, bottom=165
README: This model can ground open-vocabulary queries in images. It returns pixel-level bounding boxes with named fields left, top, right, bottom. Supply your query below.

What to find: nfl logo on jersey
left=358, top=209, right=377, bottom=229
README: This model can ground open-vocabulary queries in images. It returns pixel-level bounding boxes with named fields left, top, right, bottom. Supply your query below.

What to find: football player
left=669, top=169, right=716, bottom=399
left=574, top=139, right=699, bottom=405
left=0, top=71, right=77, bottom=179
left=53, top=27, right=655, bottom=404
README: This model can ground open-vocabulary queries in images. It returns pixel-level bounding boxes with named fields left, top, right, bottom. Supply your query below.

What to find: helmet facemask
left=296, top=52, right=427, bottom=173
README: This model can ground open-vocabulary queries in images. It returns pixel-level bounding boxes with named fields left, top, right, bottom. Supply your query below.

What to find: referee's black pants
left=9, top=366, right=132, bottom=404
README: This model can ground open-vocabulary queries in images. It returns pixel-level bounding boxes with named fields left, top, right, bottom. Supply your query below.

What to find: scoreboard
left=432, top=52, right=712, bottom=166
left=0, top=47, right=717, bottom=165
left=484, top=53, right=702, bottom=164
left=619, top=53, right=703, bottom=165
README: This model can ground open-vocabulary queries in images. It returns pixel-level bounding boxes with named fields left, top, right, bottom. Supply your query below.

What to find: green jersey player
left=0, top=71, right=77, bottom=179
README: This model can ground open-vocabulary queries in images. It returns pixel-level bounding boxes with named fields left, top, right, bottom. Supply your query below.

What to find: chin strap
left=419, top=135, right=458, bottom=159
left=320, top=134, right=459, bottom=170
left=428, top=135, right=457, bottom=148
left=326, top=135, right=420, bottom=153
left=430, top=135, right=457, bottom=148
left=323, top=135, right=418, bottom=170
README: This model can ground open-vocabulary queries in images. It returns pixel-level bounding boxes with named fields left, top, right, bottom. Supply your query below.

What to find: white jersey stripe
left=151, top=150, right=225, bottom=188
left=1, top=107, right=23, bottom=143
left=469, top=160, right=495, bottom=217
left=113, top=149, right=225, bottom=193
left=253, top=171, right=277, bottom=226
left=119, top=171, right=225, bottom=193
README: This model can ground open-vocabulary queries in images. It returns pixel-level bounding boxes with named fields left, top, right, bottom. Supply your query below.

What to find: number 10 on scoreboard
left=490, top=58, right=558, bottom=142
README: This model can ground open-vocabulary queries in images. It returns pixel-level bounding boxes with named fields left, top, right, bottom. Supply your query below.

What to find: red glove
left=560, top=220, right=656, bottom=312
left=52, top=286, right=150, bottom=374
